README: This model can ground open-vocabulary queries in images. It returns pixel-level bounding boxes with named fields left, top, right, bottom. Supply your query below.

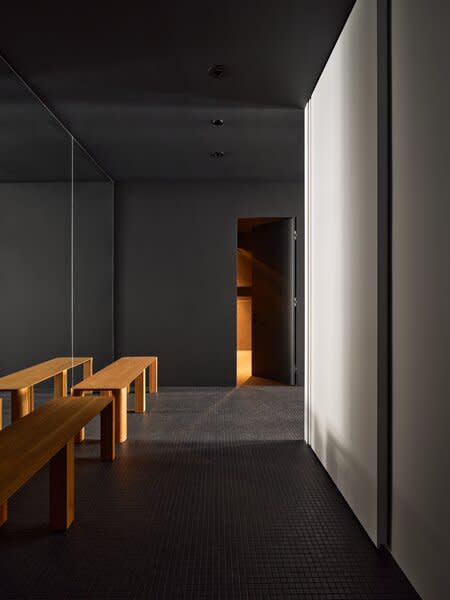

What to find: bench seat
left=0, top=357, right=93, bottom=422
left=0, top=395, right=115, bottom=531
left=72, top=356, right=158, bottom=443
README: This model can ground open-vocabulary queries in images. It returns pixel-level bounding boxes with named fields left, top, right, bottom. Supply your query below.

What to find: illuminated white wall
left=391, top=1, right=450, bottom=598
left=306, top=0, right=379, bottom=544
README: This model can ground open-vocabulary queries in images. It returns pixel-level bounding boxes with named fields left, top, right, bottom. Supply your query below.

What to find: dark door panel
left=252, top=218, right=295, bottom=384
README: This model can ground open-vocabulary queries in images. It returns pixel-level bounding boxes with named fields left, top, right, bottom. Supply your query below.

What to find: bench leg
left=134, top=370, right=146, bottom=413
left=11, top=387, right=30, bottom=422
left=73, top=389, right=86, bottom=443
left=29, top=386, right=35, bottom=412
left=0, top=502, right=7, bottom=527
left=82, top=359, right=93, bottom=394
left=101, top=401, right=116, bottom=461
left=54, top=369, right=68, bottom=399
left=83, top=359, right=93, bottom=379
left=50, top=439, right=74, bottom=531
left=0, top=400, right=5, bottom=527
left=150, top=358, right=158, bottom=393
left=113, top=388, right=127, bottom=443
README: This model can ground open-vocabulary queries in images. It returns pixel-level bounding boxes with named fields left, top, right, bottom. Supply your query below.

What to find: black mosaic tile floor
left=0, top=387, right=420, bottom=599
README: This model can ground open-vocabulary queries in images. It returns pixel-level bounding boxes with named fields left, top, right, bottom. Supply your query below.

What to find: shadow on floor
left=0, top=388, right=419, bottom=599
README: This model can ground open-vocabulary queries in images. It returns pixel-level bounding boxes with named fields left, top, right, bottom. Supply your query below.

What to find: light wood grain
left=0, top=395, right=115, bottom=510
left=72, top=357, right=157, bottom=391
left=83, top=359, right=93, bottom=379
left=150, top=357, right=158, bottom=393
left=0, top=357, right=92, bottom=390
left=11, top=388, right=30, bottom=421
left=29, top=387, right=35, bottom=411
left=114, top=388, right=127, bottom=443
left=0, top=399, right=4, bottom=526
left=72, top=357, right=158, bottom=443
left=82, top=359, right=94, bottom=395
left=72, top=388, right=87, bottom=443
left=54, top=370, right=68, bottom=399
left=134, top=370, right=146, bottom=413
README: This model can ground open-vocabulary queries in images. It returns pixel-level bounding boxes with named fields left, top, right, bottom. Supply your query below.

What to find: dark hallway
left=0, top=388, right=418, bottom=599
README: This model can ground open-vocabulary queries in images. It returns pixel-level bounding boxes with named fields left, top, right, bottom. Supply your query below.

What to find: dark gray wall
left=0, top=183, right=71, bottom=375
left=116, top=181, right=303, bottom=386
left=391, top=1, right=450, bottom=598
left=73, top=182, right=114, bottom=376
left=0, top=182, right=114, bottom=388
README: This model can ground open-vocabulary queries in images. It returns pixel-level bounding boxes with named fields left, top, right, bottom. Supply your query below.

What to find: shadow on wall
left=313, top=427, right=377, bottom=541
left=391, top=479, right=447, bottom=597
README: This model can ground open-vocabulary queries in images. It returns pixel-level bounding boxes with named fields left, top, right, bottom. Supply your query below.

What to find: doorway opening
left=236, top=217, right=296, bottom=386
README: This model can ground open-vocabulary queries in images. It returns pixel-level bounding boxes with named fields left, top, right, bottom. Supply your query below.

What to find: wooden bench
left=0, top=357, right=93, bottom=423
left=0, top=397, right=3, bottom=525
left=72, top=356, right=158, bottom=443
left=0, top=395, right=115, bottom=531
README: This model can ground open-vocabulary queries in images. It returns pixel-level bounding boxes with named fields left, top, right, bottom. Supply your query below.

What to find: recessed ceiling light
left=210, top=151, right=225, bottom=158
left=208, top=64, right=227, bottom=79
left=211, top=119, right=224, bottom=127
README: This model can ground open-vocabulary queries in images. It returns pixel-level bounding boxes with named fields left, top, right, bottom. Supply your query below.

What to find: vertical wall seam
left=376, top=0, right=392, bottom=548
left=304, top=99, right=312, bottom=445
left=70, top=136, right=74, bottom=390
left=386, top=0, right=393, bottom=550
left=112, top=181, right=116, bottom=361
left=113, top=184, right=118, bottom=360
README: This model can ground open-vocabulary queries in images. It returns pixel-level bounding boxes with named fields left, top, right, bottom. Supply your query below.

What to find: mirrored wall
left=72, top=141, right=114, bottom=388
left=0, top=55, right=114, bottom=424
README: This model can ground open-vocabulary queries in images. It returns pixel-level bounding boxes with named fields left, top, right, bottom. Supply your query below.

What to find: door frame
left=235, top=216, right=298, bottom=386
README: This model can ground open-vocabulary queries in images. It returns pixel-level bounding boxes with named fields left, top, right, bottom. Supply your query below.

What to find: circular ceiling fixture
left=208, top=64, right=227, bottom=79
left=211, top=119, right=224, bottom=127
left=210, top=151, right=225, bottom=158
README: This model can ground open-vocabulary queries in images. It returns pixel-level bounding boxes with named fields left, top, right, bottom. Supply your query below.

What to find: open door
left=252, top=218, right=295, bottom=384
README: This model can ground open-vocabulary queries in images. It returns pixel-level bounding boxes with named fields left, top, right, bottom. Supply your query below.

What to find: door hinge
left=294, top=297, right=297, bottom=308
left=294, top=230, right=297, bottom=241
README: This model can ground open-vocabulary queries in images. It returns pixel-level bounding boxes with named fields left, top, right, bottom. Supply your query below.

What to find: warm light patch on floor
left=237, top=350, right=252, bottom=385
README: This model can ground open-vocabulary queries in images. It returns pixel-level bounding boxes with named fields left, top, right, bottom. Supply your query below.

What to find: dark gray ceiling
left=0, top=0, right=355, bottom=181
left=0, top=57, right=111, bottom=183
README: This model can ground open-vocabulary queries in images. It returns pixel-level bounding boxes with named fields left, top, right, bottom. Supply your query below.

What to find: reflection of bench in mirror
left=0, top=357, right=93, bottom=423
left=0, top=397, right=4, bottom=526
left=0, top=395, right=115, bottom=531
left=72, top=356, right=158, bottom=444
